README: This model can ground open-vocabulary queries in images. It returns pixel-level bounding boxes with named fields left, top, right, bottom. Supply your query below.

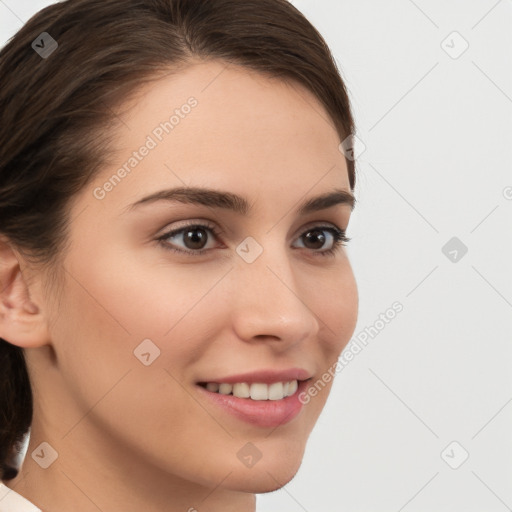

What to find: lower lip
left=196, top=380, right=310, bottom=428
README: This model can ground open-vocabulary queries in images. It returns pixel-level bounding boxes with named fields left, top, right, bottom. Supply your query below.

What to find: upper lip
left=197, top=367, right=313, bottom=385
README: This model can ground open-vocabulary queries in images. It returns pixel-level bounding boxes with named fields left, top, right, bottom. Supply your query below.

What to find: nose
left=228, top=241, right=320, bottom=351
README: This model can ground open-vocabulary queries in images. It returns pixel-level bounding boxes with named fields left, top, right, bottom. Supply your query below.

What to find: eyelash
left=156, top=221, right=351, bottom=258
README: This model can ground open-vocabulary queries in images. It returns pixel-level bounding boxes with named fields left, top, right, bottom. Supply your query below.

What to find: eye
left=292, top=225, right=350, bottom=257
left=156, top=222, right=350, bottom=257
left=157, top=222, right=222, bottom=256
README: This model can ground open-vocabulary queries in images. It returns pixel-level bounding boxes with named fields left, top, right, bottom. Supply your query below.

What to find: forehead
left=86, top=60, right=350, bottom=214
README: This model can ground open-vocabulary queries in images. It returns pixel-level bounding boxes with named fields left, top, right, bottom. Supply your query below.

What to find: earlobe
left=0, top=238, right=50, bottom=349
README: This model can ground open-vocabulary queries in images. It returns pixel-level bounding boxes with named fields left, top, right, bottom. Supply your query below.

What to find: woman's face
left=30, top=60, right=358, bottom=495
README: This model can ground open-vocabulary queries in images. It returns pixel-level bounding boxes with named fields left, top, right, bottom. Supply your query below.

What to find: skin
left=0, top=60, right=358, bottom=512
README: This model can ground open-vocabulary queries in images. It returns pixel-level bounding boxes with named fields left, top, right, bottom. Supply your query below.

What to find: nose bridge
left=229, top=236, right=320, bottom=344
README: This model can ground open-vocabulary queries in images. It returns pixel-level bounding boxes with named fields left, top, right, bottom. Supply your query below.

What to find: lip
left=195, top=370, right=312, bottom=428
left=196, top=367, right=313, bottom=385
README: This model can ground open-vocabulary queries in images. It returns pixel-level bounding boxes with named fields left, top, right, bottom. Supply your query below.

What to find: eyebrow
left=125, top=186, right=356, bottom=215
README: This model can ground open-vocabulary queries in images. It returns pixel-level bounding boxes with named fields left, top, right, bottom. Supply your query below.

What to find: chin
left=224, top=448, right=305, bottom=493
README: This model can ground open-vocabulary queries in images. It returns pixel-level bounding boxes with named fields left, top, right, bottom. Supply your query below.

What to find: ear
left=0, top=237, right=50, bottom=348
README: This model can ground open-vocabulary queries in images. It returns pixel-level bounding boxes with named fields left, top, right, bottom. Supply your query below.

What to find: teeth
left=250, top=383, right=268, bottom=400
left=233, top=382, right=250, bottom=398
left=203, top=380, right=299, bottom=400
left=268, top=382, right=284, bottom=400
left=219, top=383, right=233, bottom=395
left=287, top=379, right=298, bottom=396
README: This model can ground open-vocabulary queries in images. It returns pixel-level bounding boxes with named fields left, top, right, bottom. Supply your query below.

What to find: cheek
left=62, top=240, right=218, bottom=333
left=56, top=247, right=231, bottom=380
left=338, top=271, right=359, bottom=349
left=311, top=260, right=359, bottom=358
left=47, top=256, right=220, bottom=455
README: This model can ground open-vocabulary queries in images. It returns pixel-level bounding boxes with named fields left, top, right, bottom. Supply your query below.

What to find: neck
left=5, top=420, right=256, bottom=512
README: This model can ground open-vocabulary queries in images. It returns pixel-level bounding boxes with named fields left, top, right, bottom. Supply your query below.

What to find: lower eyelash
left=318, top=229, right=351, bottom=257
left=157, top=224, right=350, bottom=257
left=157, top=223, right=222, bottom=257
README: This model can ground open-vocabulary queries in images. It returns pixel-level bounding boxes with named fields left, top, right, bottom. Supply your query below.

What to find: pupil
left=185, top=228, right=207, bottom=249
left=304, top=229, right=325, bottom=249
left=182, top=228, right=326, bottom=251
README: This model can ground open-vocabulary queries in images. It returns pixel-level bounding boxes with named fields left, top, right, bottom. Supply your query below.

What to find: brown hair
left=0, top=0, right=356, bottom=480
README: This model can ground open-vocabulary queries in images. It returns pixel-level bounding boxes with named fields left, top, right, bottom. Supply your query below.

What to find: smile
left=198, top=380, right=299, bottom=401
left=195, top=369, right=313, bottom=428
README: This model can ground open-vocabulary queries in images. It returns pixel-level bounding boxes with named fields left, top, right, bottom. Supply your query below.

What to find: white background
left=1, top=1, right=511, bottom=511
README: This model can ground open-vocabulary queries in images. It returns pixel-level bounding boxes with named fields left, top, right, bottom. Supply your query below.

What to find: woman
left=0, top=0, right=359, bottom=510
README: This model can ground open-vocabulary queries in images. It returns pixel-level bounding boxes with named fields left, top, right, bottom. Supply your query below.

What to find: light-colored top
left=0, top=483, right=42, bottom=511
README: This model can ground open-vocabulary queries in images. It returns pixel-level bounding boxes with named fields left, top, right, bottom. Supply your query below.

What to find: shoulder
left=0, top=483, right=42, bottom=512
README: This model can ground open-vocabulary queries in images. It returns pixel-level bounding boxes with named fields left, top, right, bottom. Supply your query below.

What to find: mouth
left=197, top=380, right=300, bottom=400
left=195, top=369, right=313, bottom=428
